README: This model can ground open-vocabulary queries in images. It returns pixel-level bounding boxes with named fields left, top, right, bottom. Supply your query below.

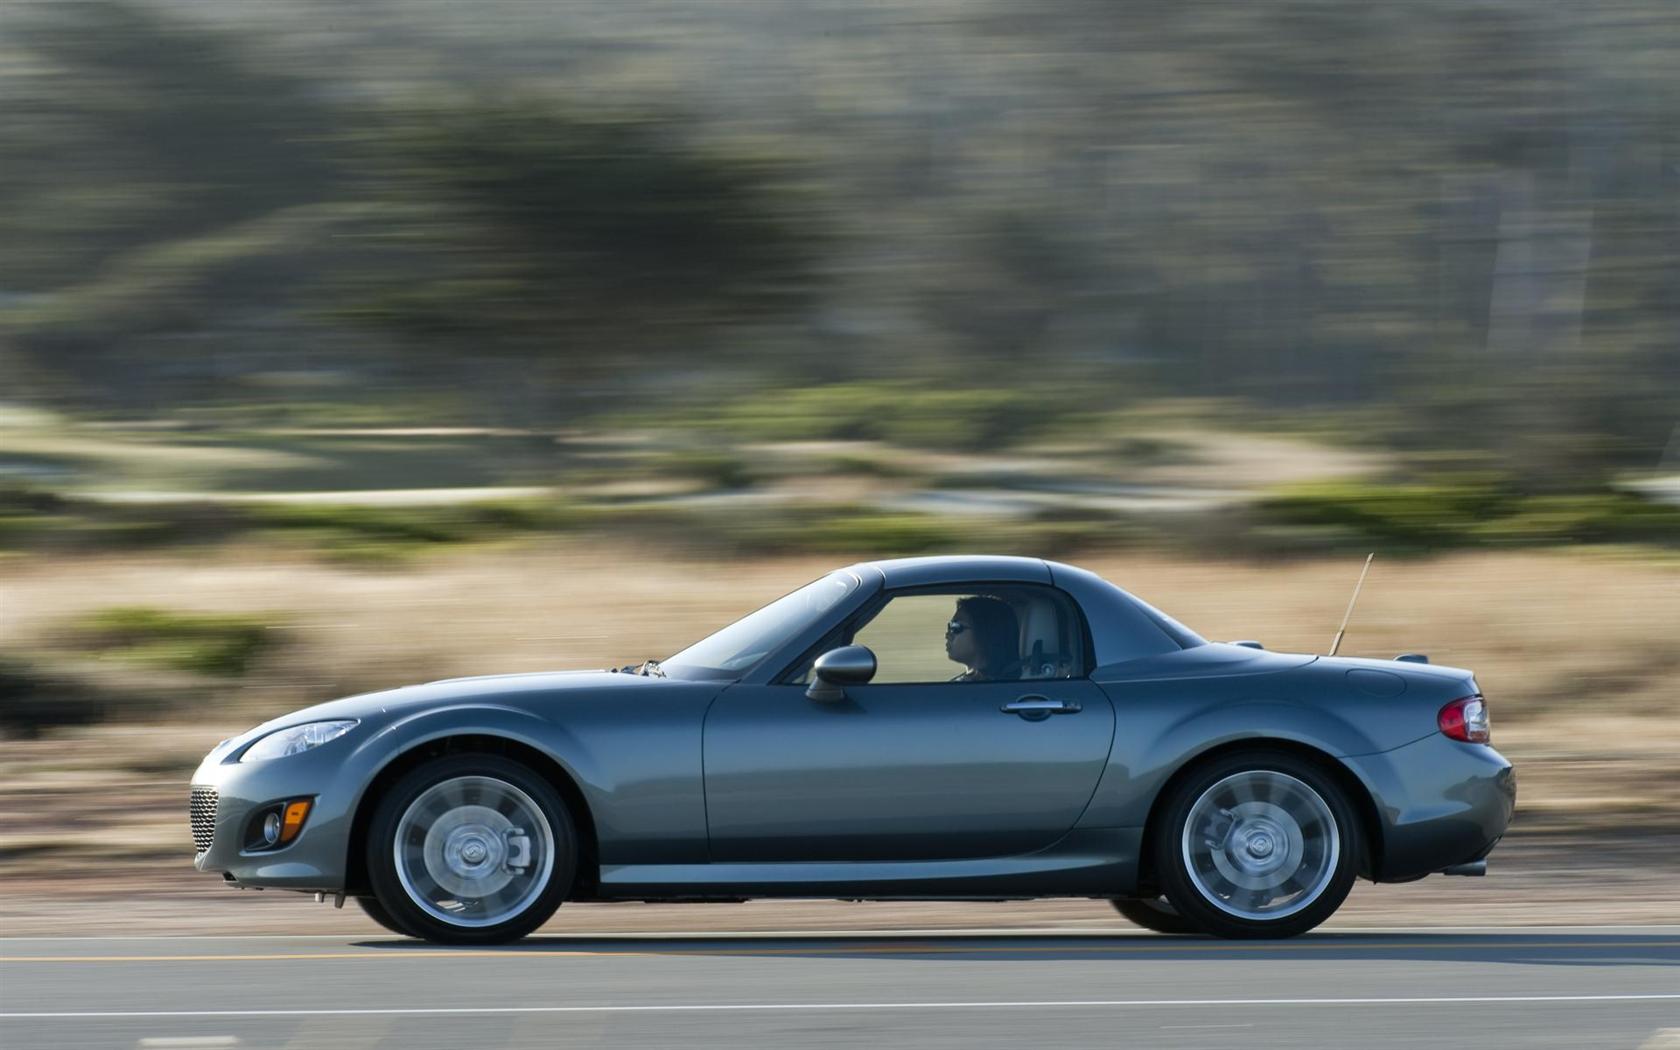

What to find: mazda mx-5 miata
left=190, top=556, right=1514, bottom=942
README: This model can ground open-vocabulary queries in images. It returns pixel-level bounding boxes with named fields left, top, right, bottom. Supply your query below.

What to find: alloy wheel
left=1180, top=769, right=1339, bottom=921
left=392, top=775, right=556, bottom=928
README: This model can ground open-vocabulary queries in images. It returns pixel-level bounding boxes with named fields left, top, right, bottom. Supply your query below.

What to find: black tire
left=1154, top=750, right=1361, bottom=940
left=355, top=894, right=414, bottom=936
left=365, top=754, right=576, bottom=945
left=1110, top=896, right=1200, bottom=935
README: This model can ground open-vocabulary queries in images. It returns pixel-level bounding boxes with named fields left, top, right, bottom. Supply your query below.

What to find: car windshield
left=661, top=571, right=861, bottom=680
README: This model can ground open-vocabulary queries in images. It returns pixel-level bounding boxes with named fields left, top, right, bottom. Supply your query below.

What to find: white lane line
left=4, top=994, right=1679, bottom=1019
left=137, top=1039, right=241, bottom=1048
left=5, top=924, right=1679, bottom=942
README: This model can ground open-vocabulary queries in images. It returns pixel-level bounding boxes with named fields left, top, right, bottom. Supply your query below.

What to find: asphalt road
left=2, top=926, right=1677, bottom=1049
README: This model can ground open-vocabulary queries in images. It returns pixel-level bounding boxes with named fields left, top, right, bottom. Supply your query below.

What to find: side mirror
left=806, top=645, right=876, bottom=702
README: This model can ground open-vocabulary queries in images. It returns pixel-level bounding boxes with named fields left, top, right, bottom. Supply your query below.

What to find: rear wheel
left=365, top=754, right=576, bottom=944
left=1110, top=896, right=1199, bottom=935
left=1154, top=750, right=1361, bottom=939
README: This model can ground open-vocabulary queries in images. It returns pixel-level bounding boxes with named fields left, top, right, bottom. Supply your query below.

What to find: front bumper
left=189, top=738, right=362, bottom=892
left=1344, top=733, right=1516, bottom=882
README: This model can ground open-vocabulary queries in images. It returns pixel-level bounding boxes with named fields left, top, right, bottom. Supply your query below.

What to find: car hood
left=225, top=669, right=662, bottom=750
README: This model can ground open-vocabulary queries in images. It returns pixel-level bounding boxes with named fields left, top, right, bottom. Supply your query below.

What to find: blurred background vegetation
left=4, top=1, right=1676, bottom=493
left=0, top=2, right=1677, bottom=914
left=1, top=0, right=1678, bottom=726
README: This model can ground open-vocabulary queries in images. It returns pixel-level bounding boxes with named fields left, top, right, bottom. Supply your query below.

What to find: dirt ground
left=3, top=543, right=1677, bottom=933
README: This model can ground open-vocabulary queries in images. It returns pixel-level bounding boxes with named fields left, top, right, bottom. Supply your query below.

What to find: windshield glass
left=662, top=571, right=861, bottom=680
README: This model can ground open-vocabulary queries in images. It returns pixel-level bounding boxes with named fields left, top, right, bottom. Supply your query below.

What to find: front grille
left=189, top=786, right=218, bottom=853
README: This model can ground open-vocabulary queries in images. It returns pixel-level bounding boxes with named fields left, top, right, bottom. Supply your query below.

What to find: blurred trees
left=1, top=2, right=818, bottom=416
left=1013, top=0, right=1679, bottom=483
left=1, top=0, right=1675, bottom=487
left=336, top=103, right=816, bottom=378
left=0, top=1, right=344, bottom=286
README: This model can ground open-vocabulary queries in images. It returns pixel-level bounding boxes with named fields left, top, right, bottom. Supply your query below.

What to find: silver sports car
left=190, top=556, right=1514, bottom=942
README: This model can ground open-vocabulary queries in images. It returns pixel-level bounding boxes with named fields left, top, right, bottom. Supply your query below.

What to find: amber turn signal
left=279, top=799, right=312, bottom=844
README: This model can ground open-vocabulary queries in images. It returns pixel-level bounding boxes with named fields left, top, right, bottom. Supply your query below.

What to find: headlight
left=239, top=720, right=358, bottom=762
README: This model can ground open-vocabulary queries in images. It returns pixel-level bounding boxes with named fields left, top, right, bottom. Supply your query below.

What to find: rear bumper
left=1344, top=733, right=1515, bottom=882
left=189, top=740, right=361, bottom=892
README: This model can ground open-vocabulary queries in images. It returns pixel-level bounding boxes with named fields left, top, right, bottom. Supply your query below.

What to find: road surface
left=3, top=926, right=1677, bottom=1048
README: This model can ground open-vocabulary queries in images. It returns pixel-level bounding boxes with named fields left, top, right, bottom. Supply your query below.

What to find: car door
left=702, top=586, right=1116, bottom=863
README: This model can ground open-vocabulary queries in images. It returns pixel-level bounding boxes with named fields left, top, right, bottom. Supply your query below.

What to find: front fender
left=360, top=703, right=599, bottom=799
left=348, top=688, right=715, bottom=868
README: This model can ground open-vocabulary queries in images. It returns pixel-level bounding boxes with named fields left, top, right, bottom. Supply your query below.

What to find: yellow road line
left=3, top=939, right=1677, bottom=964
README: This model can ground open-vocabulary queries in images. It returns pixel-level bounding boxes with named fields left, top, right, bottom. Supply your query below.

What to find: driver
left=945, top=595, right=1021, bottom=683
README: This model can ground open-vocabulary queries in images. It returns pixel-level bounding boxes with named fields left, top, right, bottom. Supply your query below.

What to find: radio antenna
left=1328, top=553, right=1374, bottom=657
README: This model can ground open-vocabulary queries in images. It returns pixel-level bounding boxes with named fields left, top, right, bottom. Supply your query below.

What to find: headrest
left=1020, top=600, right=1059, bottom=654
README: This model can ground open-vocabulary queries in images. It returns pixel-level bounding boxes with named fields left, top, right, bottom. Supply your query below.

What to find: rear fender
left=1077, top=698, right=1400, bottom=830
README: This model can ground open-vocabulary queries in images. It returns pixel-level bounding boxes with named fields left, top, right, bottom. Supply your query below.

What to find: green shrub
left=575, top=502, right=974, bottom=556
left=653, top=449, right=757, bottom=489
left=0, top=487, right=245, bottom=551
left=1259, top=479, right=1680, bottom=550
left=466, top=498, right=581, bottom=531
left=247, top=498, right=580, bottom=562
left=0, top=487, right=590, bottom=560
left=1259, top=478, right=1516, bottom=548
left=72, top=607, right=277, bottom=676
left=0, top=655, right=110, bottom=738
left=0, top=486, right=92, bottom=548
left=249, top=504, right=469, bottom=543
left=640, top=382, right=1062, bottom=451
left=1476, top=493, right=1680, bottom=546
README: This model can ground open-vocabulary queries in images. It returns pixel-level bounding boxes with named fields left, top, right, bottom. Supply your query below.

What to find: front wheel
left=1154, top=751, right=1361, bottom=939
left=365, top=754, right=576, bottom=944
left=355, top=894, right=412, bottom=936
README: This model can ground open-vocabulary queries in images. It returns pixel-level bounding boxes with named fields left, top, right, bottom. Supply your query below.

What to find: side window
left=840, top=586, right=1085, bottom=685
left=852, top=595, right=968, bottom=684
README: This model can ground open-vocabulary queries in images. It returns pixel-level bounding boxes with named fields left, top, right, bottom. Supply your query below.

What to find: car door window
left=837, top=586, right=1084, bottom=685
left=852, top=595, right=971, bottom=683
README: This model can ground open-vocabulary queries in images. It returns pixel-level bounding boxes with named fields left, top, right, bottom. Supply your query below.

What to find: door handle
left=1001, top=695, right=1081, bottom=719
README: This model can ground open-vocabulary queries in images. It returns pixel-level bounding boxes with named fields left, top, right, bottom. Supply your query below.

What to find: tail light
left=1439, top=695, right=1491, bottom=743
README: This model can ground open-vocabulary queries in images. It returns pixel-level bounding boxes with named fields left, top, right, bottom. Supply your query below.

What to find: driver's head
left=945, top=595, right=1019, bottom=676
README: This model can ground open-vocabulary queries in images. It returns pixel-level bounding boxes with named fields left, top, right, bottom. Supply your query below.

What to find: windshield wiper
left=621, top=659, right=665, bottom=677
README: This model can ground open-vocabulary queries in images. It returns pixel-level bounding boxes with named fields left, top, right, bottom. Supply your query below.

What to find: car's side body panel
left=596, top=827, right=1139, bottom=898
left=702, top=680, right=1115, bottom=862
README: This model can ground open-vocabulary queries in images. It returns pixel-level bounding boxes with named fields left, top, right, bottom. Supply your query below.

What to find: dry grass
left=2, top=542, right=1677, bottom=932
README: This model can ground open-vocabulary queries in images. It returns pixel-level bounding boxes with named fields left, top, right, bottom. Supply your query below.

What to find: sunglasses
left=946, top=620, right=968, bottom=636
